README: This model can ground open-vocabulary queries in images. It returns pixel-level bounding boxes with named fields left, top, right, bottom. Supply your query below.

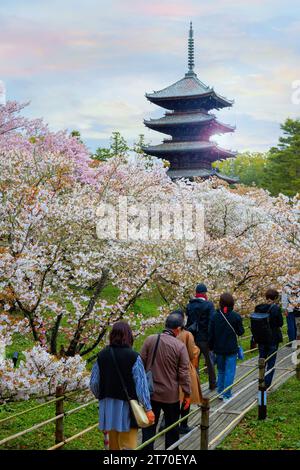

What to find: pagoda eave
left=167, top=168, right=239, bottom=184
left=144, top=116, right=234, bottom=135
left=143, top=143, right=236, bottom=160
left=143, top=113, right=214, bottom=128
left=143, top=141, right=214, bottom=156
left=146, top=92, right=233, bottom=110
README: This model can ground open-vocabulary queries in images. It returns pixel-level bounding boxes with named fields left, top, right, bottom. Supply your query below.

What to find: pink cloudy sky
left=1, top=0, right=300, bottom=152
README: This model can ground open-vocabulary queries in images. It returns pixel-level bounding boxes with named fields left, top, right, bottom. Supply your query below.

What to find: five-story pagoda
left=143, top=22, right=237, bottom=181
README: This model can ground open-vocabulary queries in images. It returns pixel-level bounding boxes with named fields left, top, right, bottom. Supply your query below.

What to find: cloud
left=1, top=0, right=300, bottom=153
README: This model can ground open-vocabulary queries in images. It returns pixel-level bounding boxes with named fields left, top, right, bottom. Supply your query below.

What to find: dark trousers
left=198, top=340, right=216, bottom=389
left=259, top=344, right=278, bottom=388
left=142, top=400, right=180, bottom=450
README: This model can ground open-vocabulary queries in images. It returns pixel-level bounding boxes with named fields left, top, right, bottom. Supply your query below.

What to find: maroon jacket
left=140, top=331, right=191, bottom=403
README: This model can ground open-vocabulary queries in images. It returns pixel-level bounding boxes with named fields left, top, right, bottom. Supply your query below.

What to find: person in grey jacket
left=141, top=312, right=191, bottom=450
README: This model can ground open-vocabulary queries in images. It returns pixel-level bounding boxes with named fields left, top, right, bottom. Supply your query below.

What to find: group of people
left=90, top=282, right=299, bottom=451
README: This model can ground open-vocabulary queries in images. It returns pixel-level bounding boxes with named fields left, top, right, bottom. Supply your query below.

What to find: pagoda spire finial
left=187, top=21, right=195, bottom=75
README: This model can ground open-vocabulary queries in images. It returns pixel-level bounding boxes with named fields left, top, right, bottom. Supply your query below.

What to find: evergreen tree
left=93, top=147, right=112, bottom=161
left=263, top=118, right=300, bottom=196
left=133, top=134, right=146, bottom=155
left=92, top=131, right=129, bottom=161
left=110, top=131, right=129, bottom=158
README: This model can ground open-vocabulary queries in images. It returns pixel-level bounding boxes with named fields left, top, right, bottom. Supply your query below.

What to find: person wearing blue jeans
left=282, top=289, right=297, bottom=342
left=209, top=293, right=244, bottom=402
left=215, top=354, right=237, bottom=399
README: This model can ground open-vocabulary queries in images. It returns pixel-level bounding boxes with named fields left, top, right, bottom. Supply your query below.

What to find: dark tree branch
left=50, top=313, right=63, bottom=355
left=65, top=268, right=109, bottom=356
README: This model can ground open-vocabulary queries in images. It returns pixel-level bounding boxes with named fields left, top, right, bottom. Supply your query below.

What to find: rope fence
left=0, top=387, right=91, bottom=425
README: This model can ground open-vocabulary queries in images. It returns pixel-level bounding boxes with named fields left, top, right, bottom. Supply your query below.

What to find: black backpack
left=250, top=306, right=273, bottom=344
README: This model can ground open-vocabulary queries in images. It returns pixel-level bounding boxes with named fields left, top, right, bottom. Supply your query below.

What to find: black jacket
left=208, top=309, right=244, bottom=356
left=97, top=345, right=138, bottom=401
left=186, top=298, right=216, bottom=343
left=254, top=303, right=283, bottom=345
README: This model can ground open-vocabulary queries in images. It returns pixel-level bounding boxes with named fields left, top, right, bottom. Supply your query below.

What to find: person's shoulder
left=185, top=329, right=194, bottom=339
left=132, top=351, right=142, bottom=363
left=270, top=304, right=281, bottom=314
left=232, top=310, right=242, bottom=320
left=98, top=345, right=109, bottom=356
left=206, top=300, right=215, bottom=309
left=180, top=329, right=193, bottom=343
left=143, top=334, right=157, bottom=345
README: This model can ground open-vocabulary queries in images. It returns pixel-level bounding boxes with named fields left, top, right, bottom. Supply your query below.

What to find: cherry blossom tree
left=0, top=100, right=299, bottom=401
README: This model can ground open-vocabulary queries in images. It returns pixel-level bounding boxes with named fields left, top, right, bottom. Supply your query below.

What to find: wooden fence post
left=55, top=386, right=65, bottom=446
left=200, top=397, right=210, bottom=450
left=258, top=358, right=267, bottom=420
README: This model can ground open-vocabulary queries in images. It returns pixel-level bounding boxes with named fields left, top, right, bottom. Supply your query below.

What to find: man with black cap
left=186, top=283, right=216, bottom=391
left=141, top=312, right=191, bottom=450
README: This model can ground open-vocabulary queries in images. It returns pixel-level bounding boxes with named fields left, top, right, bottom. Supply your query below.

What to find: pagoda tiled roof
left=143, top=141, right=236, bottom=157
left=144, top=141, right=214, bottom=153
left=146, top=73, right=233, bottom=107
left=144, top=112, right=235, bottom=133
left=144, top=112, right=214, bottom=126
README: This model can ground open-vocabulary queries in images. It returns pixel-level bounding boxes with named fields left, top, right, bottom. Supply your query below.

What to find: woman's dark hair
left=219, top=292, right=235, bottom=313
left=109, top=321, right=134, bottom=347
left=265, top=288, right=279, bottom=301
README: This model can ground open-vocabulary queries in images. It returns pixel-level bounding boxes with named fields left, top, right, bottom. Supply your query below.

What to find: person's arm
left=178, top=345, right=191, bottom=398
left=208, top=302, right=216, bottom=321
left=132, top=356, right=152, bottom=412
left=208, top=315, right=215, bottom=350
left=90, top=361, right=100, bottom=399
left=270, top=305, right=284, bottom=328
left=236, top=315, right=245, bottom=337
left=186, top=304, right=192, bottom=328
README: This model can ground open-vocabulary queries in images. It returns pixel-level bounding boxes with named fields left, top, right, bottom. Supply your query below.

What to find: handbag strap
left=110, top=347, right=131, bottom=401
left=219, top=310, right=239, bottom=343
left=150, top=334, right=161, bottom=367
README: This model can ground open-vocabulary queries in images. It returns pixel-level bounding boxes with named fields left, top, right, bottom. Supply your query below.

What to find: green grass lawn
left=217, top=376, right=300, bottom=450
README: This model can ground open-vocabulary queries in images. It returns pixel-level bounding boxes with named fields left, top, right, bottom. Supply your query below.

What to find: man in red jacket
left=141, top=313, right=191, bottom=450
